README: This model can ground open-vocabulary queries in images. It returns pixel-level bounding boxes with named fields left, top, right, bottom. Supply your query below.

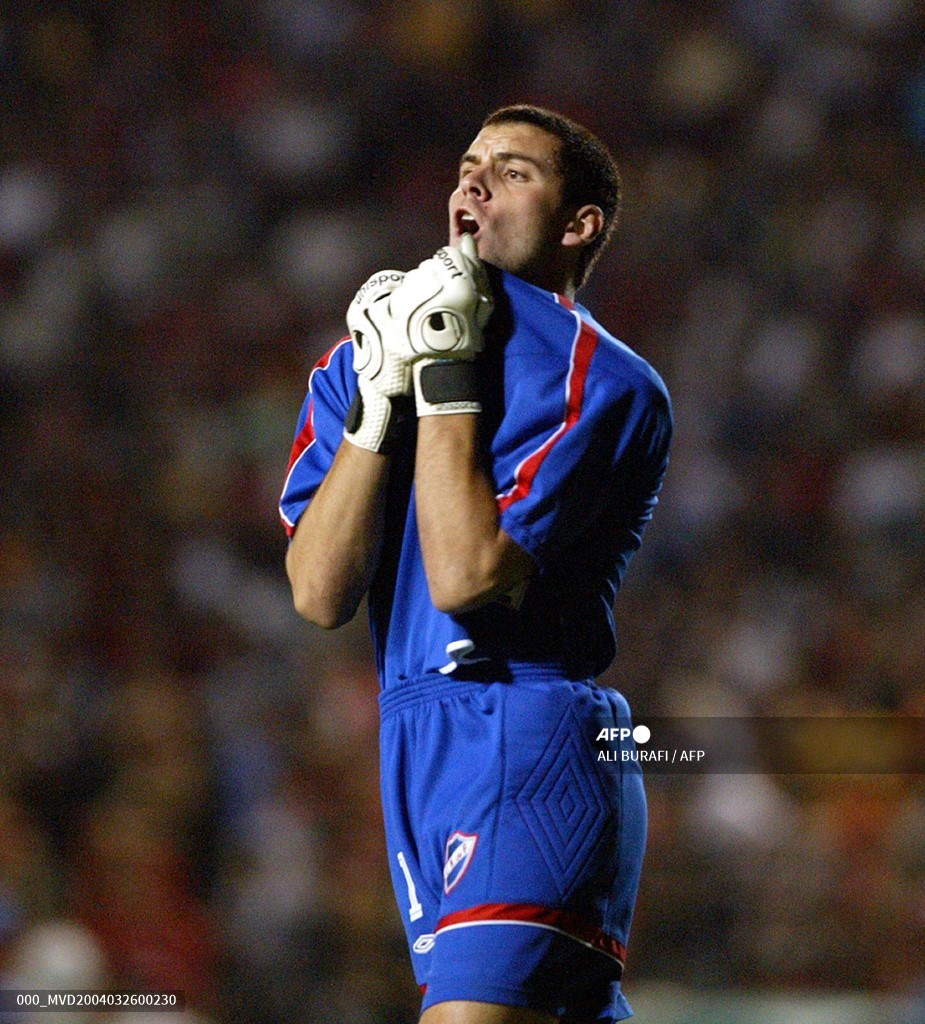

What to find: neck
left=520, top=264, right=578, bottom=299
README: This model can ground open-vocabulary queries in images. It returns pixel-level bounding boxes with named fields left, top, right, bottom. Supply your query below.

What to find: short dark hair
left=482, top=105, right=622, bottom=287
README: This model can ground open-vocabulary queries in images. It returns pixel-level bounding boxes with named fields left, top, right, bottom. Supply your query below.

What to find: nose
left=460, top=166, right=490, bottom=200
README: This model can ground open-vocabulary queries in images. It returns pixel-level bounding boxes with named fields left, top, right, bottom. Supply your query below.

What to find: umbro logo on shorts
left=443, top=831, right=478, bottom=894
left=412, top=933, right=435, bottom=954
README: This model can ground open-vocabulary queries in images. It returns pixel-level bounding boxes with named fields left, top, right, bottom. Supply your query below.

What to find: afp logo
left=443, top=831, right=478, bottom=894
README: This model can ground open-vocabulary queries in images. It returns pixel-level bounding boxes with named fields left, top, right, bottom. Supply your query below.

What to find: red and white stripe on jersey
left=435, top=901, right=627, bottom=972
left=496, top=294, right=598, bottom=513
left=278, top=337, right=351, bottom=537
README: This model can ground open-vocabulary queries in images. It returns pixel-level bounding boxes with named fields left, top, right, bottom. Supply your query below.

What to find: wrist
left=413, top=359, right=481, bottom=417
left=344, top=378, right=414, bottom=453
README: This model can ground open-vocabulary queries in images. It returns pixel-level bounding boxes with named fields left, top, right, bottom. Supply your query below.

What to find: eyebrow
left=458, top=150, right=554, bottom=174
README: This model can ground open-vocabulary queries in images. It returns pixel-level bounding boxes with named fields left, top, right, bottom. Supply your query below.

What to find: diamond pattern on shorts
left=514, top=705, right=613, bottom=900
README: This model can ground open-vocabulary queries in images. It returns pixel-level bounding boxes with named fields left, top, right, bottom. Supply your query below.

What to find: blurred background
left=1, top=1, right=923, bottom=1022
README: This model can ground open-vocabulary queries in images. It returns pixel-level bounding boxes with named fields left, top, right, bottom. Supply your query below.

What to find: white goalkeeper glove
left=386, top=234, right=494, bottom=417
left=343, top=269, right=415, bottom=453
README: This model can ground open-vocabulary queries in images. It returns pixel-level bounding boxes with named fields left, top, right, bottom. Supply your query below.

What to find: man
left=280, top=106, right=672, bottom=1023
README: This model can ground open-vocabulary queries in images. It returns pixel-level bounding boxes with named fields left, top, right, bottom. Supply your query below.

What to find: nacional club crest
left=443, top=831, right=478, bottom=894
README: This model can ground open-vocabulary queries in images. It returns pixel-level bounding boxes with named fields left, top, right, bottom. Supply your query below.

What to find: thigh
left=420, top=1000, right=557, bottom=1023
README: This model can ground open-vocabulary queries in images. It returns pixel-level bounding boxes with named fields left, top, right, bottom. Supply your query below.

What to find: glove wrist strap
left=344, top=383, right=414, bottom=453
left=414, top=360, right=481, bottom=416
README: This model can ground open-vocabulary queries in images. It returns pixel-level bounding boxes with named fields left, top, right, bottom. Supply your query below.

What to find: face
left=449, top=122, right=573, bottom=289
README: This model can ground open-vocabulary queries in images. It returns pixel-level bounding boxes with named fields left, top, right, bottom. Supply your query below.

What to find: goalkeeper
left=280, top=105, right=672, bottom=1024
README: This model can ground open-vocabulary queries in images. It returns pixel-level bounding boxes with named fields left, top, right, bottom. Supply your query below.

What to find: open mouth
left=457, top=211, right=479, bottom=238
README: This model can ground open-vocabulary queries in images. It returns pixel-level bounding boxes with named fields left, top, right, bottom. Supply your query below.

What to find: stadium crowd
left=0, top=1, right=923, bottom=1021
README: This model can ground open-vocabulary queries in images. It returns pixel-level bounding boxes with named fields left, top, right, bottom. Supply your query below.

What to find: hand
left=343, top=269, right=414, bottom=452
left=390, top=235, right=494, bottom=416
left=387, top=234, right=494, bottom=361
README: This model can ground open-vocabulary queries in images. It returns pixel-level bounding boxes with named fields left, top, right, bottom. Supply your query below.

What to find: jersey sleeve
left=496, top=350, right=672, bottom=568
left=278, top=338, right=354, bottom=538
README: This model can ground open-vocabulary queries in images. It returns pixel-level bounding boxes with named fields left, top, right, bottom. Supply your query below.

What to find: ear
left=561, top=204, right=604, bottom=250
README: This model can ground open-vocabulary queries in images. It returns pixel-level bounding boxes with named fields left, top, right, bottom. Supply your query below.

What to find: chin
left=479, top=248, right=512, bottom=273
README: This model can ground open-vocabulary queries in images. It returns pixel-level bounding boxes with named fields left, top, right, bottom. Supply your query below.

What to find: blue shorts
left=379, top=670, right=646, bottom=1022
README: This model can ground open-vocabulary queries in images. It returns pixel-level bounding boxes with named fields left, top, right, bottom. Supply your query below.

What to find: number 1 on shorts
left=396, top=851, right=423, bottom=922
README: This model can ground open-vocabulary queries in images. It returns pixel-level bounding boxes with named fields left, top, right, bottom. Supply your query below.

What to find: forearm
left=286, top=441, right=391, bottom=628
left=414, top=413, right=533, bottom=613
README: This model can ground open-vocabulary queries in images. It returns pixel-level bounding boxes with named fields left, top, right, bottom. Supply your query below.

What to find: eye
left=505, top=166, right=528, bottom=181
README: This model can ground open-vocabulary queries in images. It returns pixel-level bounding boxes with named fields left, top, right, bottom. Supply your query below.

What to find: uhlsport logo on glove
left=354, top=270, right=404, bottom=306
left=346, top=269, right=407, bottom=381
left=433, top=248, right=465, bottom=280
left=389, top=244, right=494, bottom=357
left=343, top=267, right=411, bottom=452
